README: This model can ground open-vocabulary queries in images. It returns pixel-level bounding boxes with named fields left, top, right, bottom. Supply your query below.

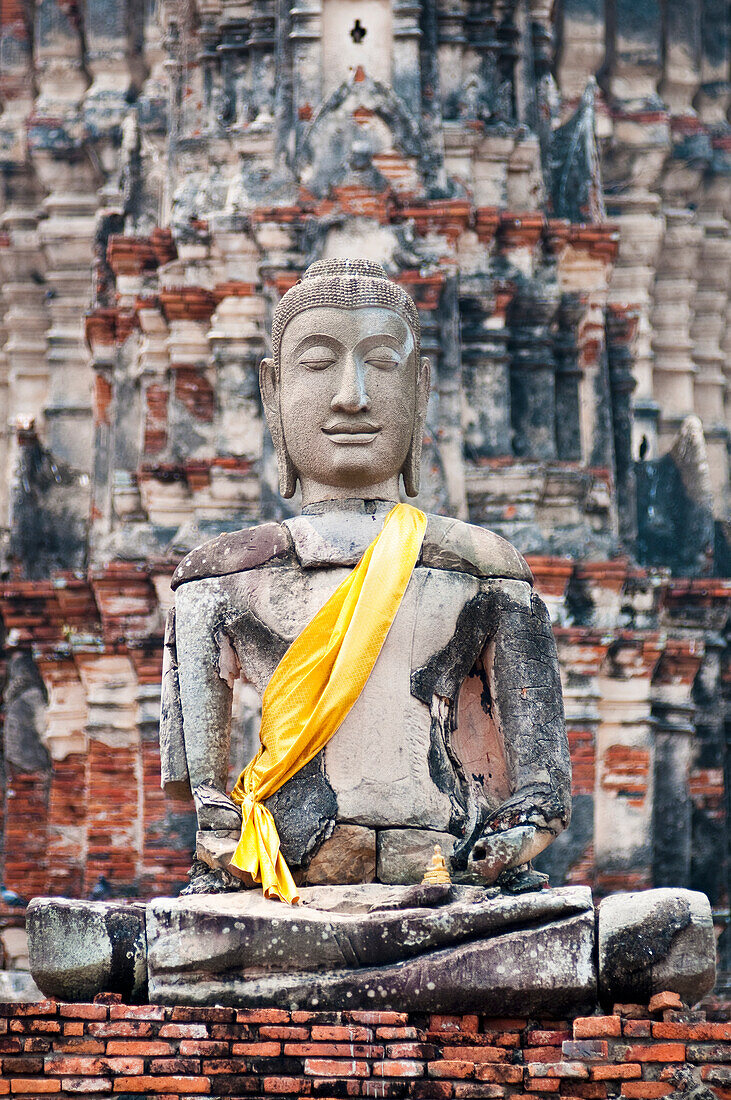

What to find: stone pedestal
left=26, top=885, right=716, bottom=1013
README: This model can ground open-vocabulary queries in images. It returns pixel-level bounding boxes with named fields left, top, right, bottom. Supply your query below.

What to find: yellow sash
left=229, top=502, right=427, bottom=904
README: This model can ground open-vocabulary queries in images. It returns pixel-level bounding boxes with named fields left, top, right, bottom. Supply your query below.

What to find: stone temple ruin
left=0, top=0, right=729, bottom=1044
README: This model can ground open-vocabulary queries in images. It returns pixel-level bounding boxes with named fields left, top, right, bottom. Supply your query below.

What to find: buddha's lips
left=322, top=422, right=381, bottom=444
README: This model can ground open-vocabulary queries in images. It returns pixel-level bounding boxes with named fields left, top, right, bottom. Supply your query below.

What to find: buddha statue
left=28, top=259, right=716, bottom=1014
left=160, top=257, right=572, bottom=897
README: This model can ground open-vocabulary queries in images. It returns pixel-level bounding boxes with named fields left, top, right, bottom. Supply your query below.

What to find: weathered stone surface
left=146, top=884, right=596, bottom=1012
left=195, top=829, right=240, bottom=874
left=0, top=970, right=44, bottom=1003
left=301, top=824, right=376, bottom=885
left=27, top=898, right=147, bottom=1003
left=597, top=888, right=716, bottom=1006
left=265, top=756, right=338, bottom=867
left=377, top=828, right=456, bottom=884
left=171, top=522, right=293, bottom=589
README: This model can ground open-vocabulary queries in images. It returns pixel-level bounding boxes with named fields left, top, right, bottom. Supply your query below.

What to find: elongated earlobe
left=402, top=355, right=430, bottom=497
left=259, top=357, right=297, bottom=498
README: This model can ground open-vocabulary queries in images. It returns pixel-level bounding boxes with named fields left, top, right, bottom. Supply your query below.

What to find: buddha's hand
left=467, top=825, right=547, bottom=885
left=193, top=782, right=243, bottom=832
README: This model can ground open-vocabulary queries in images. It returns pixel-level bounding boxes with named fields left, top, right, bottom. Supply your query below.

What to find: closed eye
left=366, top=355, right=400, bottom=369
left=299, top=357, right=336, bottom=370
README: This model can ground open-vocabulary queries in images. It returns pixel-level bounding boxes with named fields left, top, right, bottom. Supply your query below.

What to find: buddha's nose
left=331, top=353, right=370, bottom=413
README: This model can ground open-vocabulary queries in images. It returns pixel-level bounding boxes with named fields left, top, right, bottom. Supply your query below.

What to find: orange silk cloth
left=229, top=502, right=427, bottom=904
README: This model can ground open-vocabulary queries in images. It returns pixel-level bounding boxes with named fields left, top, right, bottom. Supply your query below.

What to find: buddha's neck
left=301, top=496, right=397, bottom=517
left=299, top=477, right=400, bottom=512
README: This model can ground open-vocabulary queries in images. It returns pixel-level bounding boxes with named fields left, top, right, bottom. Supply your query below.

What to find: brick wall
left=0, top=996, right=728, bottom=1098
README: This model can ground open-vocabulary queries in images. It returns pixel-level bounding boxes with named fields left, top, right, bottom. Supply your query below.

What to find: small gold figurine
left=422, top=844, right=451, bottom=885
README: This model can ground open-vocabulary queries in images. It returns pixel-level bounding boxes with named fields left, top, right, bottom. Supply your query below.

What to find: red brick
left=687, top=1043, right=731, bottom=1063
left=262, top=1079, right=304, bottom=1094
left=105, top=1041, right=170, bottom=1056
left=11, top=1020, right=61, bottom=1034
left=109, top=1006, right=166, bottom=1021
left=621, top=1084, right=672, bottom=1098
left=528, top=1064, right=590, bottom=1080
left=428, top=1061, right=476, bottom=1079
left=24, top=1038, right=52, bottom=1052
left=483, top=1019, right=527, bottom=1030
left=430, top=1016, right=479, bottom=1034
left=59, top=1005, right=108, bottom=1021
left=283, top=1042, right=382, bottom=1057
left=345, top=1012, right=409, bottom=1026
left=561, top=1041, right=608, bottom=1061
left=149, top=1056, right=201, bottom=1073
left=1, top=1056, right=43, bottom=1074
left=45, top=1055, right=145, bottom=1075
left=58, top=1080, right=113, bottom=1094
left=0, top=1040, right=22, bottom=1054
left=228, top=1040, right=280, bottom=1056
left=9, top=1081, right=61, bottom=1094
left=591, top=1065, right=642, bottom=1080
left=171, top=1007, right=234, bottom=1023
left=573, top=1018, right=622, bottom=1039
left=654, top=1023, right=731, bottom=1041
left=4, top=1002, right=57, bottom=1017
left=372, top=1060, right=424, bottom=1077
left=159, top=1023, right=208, bottom=1039
left=111, top=1076, right=210, bottom=1093
left=624, top=1021, right=652, bottom=1038
left=52, top=1039, right=105, bottom=1054
left=303, top=1058, right=369, bottom=1076
left=475, top=1065, right=524, bottom=1083
left=208, top=1024, right=255, bottom=1041
left=648, top=993, right=683, bottom=1014
left=701, top=1068, right=731, bottom=1085
left=526, top=1079, right=560, bottom=1091
left=63, top=1023, right=85, bottom=1037
left=259, top=1026, right=310, bottom=1040
left=361, top=1083, right=400, bottom=1098
left=310, top=1025, right=372, bottom=1041
left=625, top=1044, right=685, bottom=1063
left=88, top=1022, right=156, bottom=1039
left=613, top=1006, right=648, bottom=1020
left=202, top=1058, right=252, bottom=1074
left=453, top=1086, right=505, bottom=1099
left=527, top=1031, right=572, bottom=1046
left=561, top=1085, right=607, bottom=1098
left=411, top=1083, right=453, bottom=1099
left=527, top=1047, right=564, bottom=1064
left=493, top=1032, right=521, bottom=1047
left=442, top=1046, right=508, bottom=1063
left=176, top=1040, right=230, bottom=1056
left=235, top=1008, right=290, bottom=1024
left=376, top=1027, right=420, bottom=1040
left=387, top=1042, right=435, bottom=1058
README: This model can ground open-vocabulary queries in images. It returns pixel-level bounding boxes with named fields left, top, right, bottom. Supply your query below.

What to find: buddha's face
left=261, top=305, right=429, bottom=501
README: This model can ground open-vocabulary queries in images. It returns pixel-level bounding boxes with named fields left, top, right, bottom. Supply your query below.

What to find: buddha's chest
left=222, top=564, right=487, bottom=830
left=226, top=563, right=482, bottom=692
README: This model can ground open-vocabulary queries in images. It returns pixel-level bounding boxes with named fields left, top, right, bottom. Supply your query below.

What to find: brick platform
left=0, top=997, right=729, bottom=1098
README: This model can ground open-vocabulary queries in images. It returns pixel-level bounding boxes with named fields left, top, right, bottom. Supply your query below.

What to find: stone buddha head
left=260, top=258, right=430, bottom=506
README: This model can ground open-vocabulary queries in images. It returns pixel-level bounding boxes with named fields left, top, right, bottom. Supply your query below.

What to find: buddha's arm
left=163, top=579, right=235, bottom=796
left=469, top=584, right=571, bottom=883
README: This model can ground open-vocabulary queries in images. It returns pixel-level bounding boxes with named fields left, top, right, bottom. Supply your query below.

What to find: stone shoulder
left=170, top=513, right=532, bottom=589
left=170, top=522, right=292, bottom=590
left=422, top=515, right=533, bottom=583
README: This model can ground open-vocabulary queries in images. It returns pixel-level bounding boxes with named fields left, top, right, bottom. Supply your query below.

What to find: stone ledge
left=26, top=886, right=716, bottom=1015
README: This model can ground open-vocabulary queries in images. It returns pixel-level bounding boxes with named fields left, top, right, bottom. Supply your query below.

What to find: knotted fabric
left=229, top=502, right=428, bottom=904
